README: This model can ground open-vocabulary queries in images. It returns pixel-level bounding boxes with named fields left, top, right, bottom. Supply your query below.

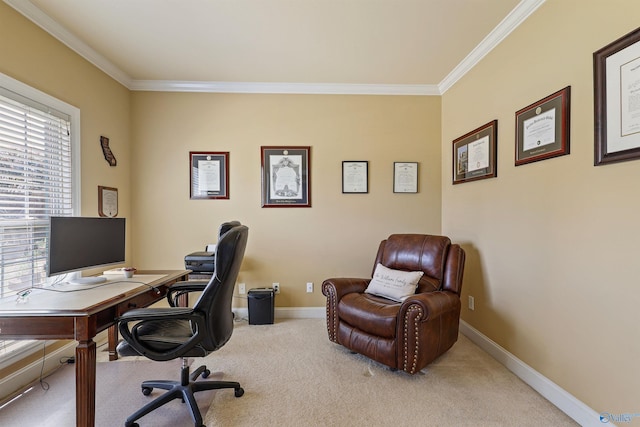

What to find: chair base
left=124, top=363, right=243, bottom=427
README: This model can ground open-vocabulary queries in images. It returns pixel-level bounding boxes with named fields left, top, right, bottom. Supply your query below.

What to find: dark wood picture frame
left=261, top=146, right=311, bottom=207
left=452, top=120, right=498, bottom=185
left=393, top=162, right=418, bottom=193
left=515, top=86, right=571, bottom=166
left=594, top=27, right=640, bottom=165
left=342, top=161, right=369, bottom=193
left=189, top=151, right=229, bottom=199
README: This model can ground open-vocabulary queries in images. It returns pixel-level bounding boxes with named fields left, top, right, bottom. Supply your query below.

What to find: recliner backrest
left=374, top=234, right=451, bottom=293
left=193, top=224, right=248, bottom=351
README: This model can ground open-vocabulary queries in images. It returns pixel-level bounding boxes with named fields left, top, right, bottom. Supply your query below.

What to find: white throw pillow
left=364, top=263, right=424, bottom=302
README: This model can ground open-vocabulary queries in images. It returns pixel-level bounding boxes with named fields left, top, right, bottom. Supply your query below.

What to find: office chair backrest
left=218, top=220, right=241, bottom=239
left=193, top=224, right=248, bottom=351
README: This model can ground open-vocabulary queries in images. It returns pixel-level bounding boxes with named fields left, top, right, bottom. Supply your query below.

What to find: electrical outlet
left=238, top=283, right=246, bottom=294
left=468, top=295, right=475, bottom=311
left=306, top=282, right=313, bottom=293
left=272, top=283, right=280, bottom=294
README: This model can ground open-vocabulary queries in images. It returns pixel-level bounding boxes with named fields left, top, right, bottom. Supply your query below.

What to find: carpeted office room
left=1, top=1, right=639, bottom=427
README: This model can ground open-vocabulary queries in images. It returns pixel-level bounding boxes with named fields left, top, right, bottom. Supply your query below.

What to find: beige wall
left=0, top=3, right=132, bottom=269
left=130, top=92, right=442, bottom=307
left=442, top=0, right=640, bottom=414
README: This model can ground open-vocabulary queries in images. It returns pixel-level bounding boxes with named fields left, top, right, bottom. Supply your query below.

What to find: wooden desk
left=0, top=270, right=189, bottom=427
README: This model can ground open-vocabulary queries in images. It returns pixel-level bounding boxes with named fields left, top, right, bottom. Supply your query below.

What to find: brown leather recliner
left=322, top=234, right=465, bottom=374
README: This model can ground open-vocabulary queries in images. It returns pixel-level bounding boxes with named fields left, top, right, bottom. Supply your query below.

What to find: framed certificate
left=515, top=86, right=571, bottom=166
left=594, top=26, right=640, bottom=165
left=98, top=186, right=118, bottom=217
left=452, top=120, right=498, bottom=185
left=393, top=162, right=418, bottom=193
left=189, top=151, right=229, bottom=199
left=261, top=146, right=311, bottom=207
left=342, top=161, right=368, bottom=193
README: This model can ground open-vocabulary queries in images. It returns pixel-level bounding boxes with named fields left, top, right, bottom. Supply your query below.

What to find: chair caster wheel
left=202, top=368, right=210, bottom=378
left=141, top=386, right=152, bottom=396
left=124, top=422, right=139, bottom=427
left=235, top=387, right=244, bottom=397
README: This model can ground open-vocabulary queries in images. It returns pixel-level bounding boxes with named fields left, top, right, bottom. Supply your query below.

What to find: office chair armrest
left=166, top=280, right=209, bottom=307
left=118, top=306, right=194, bottom=322
left=118, top=307, right=207, bottom=361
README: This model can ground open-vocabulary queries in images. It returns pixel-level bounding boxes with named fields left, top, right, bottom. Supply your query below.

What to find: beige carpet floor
left=0, top=318, right=577, bottom=427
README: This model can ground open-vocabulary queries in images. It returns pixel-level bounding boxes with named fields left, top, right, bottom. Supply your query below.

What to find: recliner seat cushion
left=338, top=293, right=400, bottom=339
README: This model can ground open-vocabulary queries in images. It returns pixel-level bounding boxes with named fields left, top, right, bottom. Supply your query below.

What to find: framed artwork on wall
left=189, top=151, right=229, bottom=199
left=342, top=161, right=368, bottom=193
left=393, top=162, right=418, bottom=193
left=515, top=86, right=571, bottom=166
left=594, top=26, right=640, bottom=165
left=98, top=186, right=118, bottom=217
left=261, top=146, right=311, bottom=207
left=452, top=120, right=498, bottom=185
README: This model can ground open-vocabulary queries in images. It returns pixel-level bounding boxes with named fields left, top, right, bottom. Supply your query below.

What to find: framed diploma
left=261, top=146, right=311, bottom=207
left=515, top=86, right=571, bottom=166
left=189, top=151, right=229, bottom=199
left=594, top=27, right=640, bottom=165
left=393, top=162, right=418, bottom=193
left=342, top=161, right=368, bottom=193
left=452, top=120, right=498, bottom=185
left=98, top=186, right=118, bottom=217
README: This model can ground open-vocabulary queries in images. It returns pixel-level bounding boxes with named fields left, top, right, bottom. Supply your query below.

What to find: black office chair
left=167, top=220, right=241, bottom=307
left=116, top=224, right=249, bottom=427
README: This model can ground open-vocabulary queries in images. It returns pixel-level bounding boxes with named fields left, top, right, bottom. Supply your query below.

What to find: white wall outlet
left=272, top=283, right=280, bottom=294
left=238, top=283, right=246, bottom=294
left=468, top=295, right=475, bottom=311
left=306, top=282, right=313, bottom=293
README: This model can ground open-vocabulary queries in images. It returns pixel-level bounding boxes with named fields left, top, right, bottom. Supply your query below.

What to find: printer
left=184, top=244, right=215, bottom=274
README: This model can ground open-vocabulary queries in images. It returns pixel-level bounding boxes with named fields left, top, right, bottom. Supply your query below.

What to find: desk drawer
left=118, top=286, right=167, bottom=313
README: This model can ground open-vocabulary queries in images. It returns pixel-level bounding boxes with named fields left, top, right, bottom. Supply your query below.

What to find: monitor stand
left=68, top=276, right=108, bottom=285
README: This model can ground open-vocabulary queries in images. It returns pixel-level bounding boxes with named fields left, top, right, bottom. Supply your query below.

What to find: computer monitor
left=47, top=216, right=126, bottom=278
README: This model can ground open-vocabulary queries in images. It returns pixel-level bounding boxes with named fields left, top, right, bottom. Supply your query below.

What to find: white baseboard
left=233, top=306, right=325, bottom=321
left=0, top=341, right=76, bottom=403
left=459, top=320, right=604, bottom=427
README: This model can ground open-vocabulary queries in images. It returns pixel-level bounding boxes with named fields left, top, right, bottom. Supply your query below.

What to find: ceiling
left=5, top=0, right=544, bottom=94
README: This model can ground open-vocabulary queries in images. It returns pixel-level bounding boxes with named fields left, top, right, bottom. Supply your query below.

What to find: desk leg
left=108, top=325, right=118, bottom=361
left=76, top=339, right=97, bottom=427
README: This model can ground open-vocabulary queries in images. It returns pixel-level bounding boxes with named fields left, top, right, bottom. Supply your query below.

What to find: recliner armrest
left=400, top=291, right=460, bottom=320
left=321, top=277, right=369, bottom=300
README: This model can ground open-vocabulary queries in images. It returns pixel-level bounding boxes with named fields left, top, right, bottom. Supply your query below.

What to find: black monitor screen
left=47, top=216, right=126, bottom=276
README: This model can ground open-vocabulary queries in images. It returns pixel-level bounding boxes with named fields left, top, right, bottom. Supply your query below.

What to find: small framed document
left=98, top=186, right=118, bottom=217
left=515, top=86, right=570, bottom=166
left=452, top=120, right=498, bottom=185
left=342, top=161, right=368, bottom=193
left=190, top=151, right=229, bottom=200
left=393, top=162, right=418, bottom=193
left=594, top=26, right=640, bottom=165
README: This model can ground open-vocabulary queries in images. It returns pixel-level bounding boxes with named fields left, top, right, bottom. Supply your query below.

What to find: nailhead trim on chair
left=323, top=283, right=338, bottom=342
left=403, top=305, right=423, bottom=374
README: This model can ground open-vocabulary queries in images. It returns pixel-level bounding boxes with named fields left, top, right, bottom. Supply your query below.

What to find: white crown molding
left=438, top=0, right=546, bottom=94
left=4, top=0, right=133, bottom=88
left=129, top=80, right=439, bottom=95
left=5, top=0, right=541, bottom=96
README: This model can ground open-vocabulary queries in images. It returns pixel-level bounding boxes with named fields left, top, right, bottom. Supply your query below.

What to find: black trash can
left=248, top=288, right=275, bottom=325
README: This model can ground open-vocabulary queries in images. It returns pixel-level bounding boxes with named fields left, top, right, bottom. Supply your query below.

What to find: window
left=0, top=72, right=80, bottom=366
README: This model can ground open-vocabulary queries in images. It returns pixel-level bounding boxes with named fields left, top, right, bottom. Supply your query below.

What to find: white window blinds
left=0, top=88, right=74, bottom=299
